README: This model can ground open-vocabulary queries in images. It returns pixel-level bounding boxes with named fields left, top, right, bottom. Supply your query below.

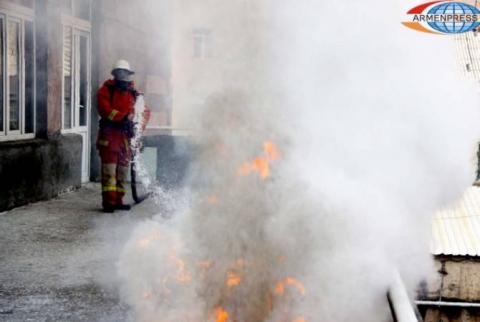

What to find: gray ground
left=0, top=184, right=159, bottom=322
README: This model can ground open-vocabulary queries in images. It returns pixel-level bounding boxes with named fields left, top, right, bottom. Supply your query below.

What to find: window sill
left=0, top=133, right=35, bottom=142
left=61, top=127, right=88, bottom=134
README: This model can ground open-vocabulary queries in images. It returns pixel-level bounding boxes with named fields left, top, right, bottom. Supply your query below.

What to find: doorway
left=62, top=26, right=91, bottom=183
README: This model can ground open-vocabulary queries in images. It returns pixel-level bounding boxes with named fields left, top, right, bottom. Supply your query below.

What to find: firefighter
left=96, top=59, right=150, bottom=212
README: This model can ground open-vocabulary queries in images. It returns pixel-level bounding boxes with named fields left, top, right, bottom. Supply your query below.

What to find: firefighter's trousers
left=99, top=148, right=130, bottom=207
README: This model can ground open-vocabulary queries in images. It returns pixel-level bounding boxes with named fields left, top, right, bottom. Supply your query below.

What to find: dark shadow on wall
left=0, top=134, right=82, bottom=211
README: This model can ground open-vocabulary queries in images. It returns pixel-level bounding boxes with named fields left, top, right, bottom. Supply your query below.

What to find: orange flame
left=274, top=277, right=306, bottom=296
left=198, top=260, right=214, bottom=269
left=215, top=307, right=229, bottom=322
left=136, top=231, right=162, bottom=249
left=169, top=252, right=192, bottom=284
left=264, top=141, right=280, bottom=161
left=227, top=271, right=242, bottom=287
left=293, top=317, right=306, bottom=322
left=238, top=141, right=280, bottom=179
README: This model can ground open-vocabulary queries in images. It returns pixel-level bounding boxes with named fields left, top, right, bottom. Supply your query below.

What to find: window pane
left=63, top=26, right=72, bottom=129
left=79, top=36, right=87, bottom=127
left=25, top=21, right=34, bottom=134
left=8, top=21, right=20, bottom=132
left=0, top=19, right=4, bottom=132
left=193, top=29, right=211, bottom=59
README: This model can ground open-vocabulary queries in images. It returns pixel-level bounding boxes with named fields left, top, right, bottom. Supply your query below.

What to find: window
left=62, top=25, right=90, bottom=130
left=63, top=26, right=73, bottom=129
left=24, top=20, right=34, bottom=133
left=0, top=18, right=4, bottom=133
left=8, top=20, right=20, bottom=132
left=193, top=29, right=212, bottom=59
left=78, top=35, right=87, bottom=126
left=0, top=9, right=35, bottom=140
left=61, top=23, right=91, bottom=182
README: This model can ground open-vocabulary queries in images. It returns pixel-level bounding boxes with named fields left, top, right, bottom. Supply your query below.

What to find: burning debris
left=214, top=307, right=229, bottom=322
left=238, top=141, right=281, bottom=179
left=115, top=0, right=480, bottom=321
left=3, top=0, right=480, bottom=321
left=117, top=91, right=312, bottom=321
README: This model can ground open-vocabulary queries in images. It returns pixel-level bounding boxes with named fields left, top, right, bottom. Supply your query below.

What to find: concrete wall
left=0, top=0, right=175, bottom=209
left=424, top=308, right=480, bottom=322
left=0, top=1, right=83, bottom=211
left=44, top=0, right=63, bottom=135
left=420, top=257, right=480, bottom=302
left=143, top=134, right=194, bottom=189
left=418, top=256, right=480, bottom=322
left=0, top=134, right=82, bottom=211
left=170, top=0, right=267, bottom=132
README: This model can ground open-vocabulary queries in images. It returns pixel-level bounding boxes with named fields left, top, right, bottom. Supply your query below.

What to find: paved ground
left=0, top=184, right=159, bottom=322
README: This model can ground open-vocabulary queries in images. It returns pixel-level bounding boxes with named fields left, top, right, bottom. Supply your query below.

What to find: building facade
left=0, top=0, right=172, bottom=211
left=417, top=187, right=480, bottom=322
left=170, top=0, right=267, bottom=133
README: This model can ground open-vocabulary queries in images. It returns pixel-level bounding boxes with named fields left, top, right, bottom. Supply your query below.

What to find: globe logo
left=427, top=2, right=480, bottom=33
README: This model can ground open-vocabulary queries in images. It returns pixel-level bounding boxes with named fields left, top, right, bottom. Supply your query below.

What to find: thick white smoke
left=115, top=0, right=480, bottom=321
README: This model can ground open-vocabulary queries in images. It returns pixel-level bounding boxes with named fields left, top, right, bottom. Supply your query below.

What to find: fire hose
left=131, top=155, right=149, bottom=204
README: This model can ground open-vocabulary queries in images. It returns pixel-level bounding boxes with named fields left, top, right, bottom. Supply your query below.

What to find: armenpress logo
left=403, top=1, right=480, bottom=34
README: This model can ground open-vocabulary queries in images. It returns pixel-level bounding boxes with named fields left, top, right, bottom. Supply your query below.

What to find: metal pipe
left=416, top=300, right=480, bottom=308
left=388, top=271, right=420, bottom=322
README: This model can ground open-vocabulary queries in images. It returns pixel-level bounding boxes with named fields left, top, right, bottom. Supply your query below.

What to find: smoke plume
left=115, top=0, right=480, bottom=321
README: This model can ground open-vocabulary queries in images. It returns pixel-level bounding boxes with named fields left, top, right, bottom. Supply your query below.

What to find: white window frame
left=0, top=3, right=35, bottom=142
left=60, top=13, right=92, bottom=182
left=6, top=16, right=23, bottom=137
left=193, top=28, right=212, bottom=59
left=62, top=24, right=74, bottom=131
left=60, top=15, right=91, bottom=133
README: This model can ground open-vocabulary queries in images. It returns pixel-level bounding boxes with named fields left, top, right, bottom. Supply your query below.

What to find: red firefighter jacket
left=96, top=79, right=151, bottom=152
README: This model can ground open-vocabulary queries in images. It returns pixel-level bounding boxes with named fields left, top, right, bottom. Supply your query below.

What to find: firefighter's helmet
left=112, top=59, right=134, bottom=75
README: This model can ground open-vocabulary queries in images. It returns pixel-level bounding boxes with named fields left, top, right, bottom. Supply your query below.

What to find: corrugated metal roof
left=432, top=187, right=480, bottom=256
